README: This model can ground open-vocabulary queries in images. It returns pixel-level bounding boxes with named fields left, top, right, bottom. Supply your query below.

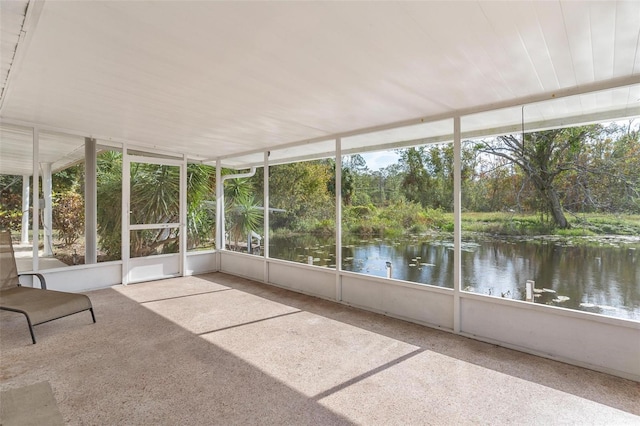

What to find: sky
left=356, top=118, right=639, bottom=172
left=361, top=150, right=400, bottom=171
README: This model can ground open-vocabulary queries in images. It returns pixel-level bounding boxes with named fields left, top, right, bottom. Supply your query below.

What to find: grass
left=461, top=212, right=640, bottom=236
left=274, top=210, right=640, bottom=239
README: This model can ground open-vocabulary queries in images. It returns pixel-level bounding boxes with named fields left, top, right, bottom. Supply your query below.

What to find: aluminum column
left=21, top=175, right=30, bottom=243
left=453, top=116, right=462, bottom=333
left=32, top=128, right=39, bottom=271
left=335, top=138, right=342, bottom=301
left=42, top=162, right=53, bottom=257
left=85, top=138, right=97, bottom=263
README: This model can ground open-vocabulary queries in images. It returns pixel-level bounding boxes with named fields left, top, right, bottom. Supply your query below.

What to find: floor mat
left=0, top=381, right=64, bottom=426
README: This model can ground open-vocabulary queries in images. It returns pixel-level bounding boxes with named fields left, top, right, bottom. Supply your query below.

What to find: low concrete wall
left=21, top=261, right=123, bottom=292
left=186, top=250, right=217, bottom=276
left=128, top=254, right=180, bottom=283
left=341, top=273, right=454, bottom=330
left=268, top=260, right=336, bottom=300
left=460, top=294, right=640, bottom=381
left=219, top=251, right=265, bottom=282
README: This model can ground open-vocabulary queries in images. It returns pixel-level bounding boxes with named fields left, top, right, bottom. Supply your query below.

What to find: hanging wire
left=521, top=105, right=525, bottom=157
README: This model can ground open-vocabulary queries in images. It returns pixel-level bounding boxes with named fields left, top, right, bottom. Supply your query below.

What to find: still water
left=269, top=234, right=640, bottom=320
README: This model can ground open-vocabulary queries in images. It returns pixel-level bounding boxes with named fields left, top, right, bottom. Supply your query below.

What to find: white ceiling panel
left=0, top=1, right=638, bottom=175
left=0, top=124, right=85, bottom=176
left=561, top=1, right=598, bottom=85
left=590, top=2, right=617, bottom=81
left=615, top=2, right=640, bottom=77
left=533, top=1, right=576, bottom=89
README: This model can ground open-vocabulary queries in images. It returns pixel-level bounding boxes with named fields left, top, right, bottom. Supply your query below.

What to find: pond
left=269, top=233, right=640, bottom=321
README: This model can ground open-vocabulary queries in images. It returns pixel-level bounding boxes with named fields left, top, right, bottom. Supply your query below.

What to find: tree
left=398, top=147, right=431, bottom=207
left=326, top=159, right=355, bottom=205
left=223, top=171, right=264, bottom=249
left=582, top=121, right=640, bottom=213
left=477, top=126, right=602, bottom=228
left=398, top=144, right=472, bottom=211
left=225, top=193, right=263, bottom=250
left=186, top=164, right=216, bottom=249
left=268, top=160, right=334, bottom=232
left=96, top=151, right=123, bottom=259
left=52, top=164, right=83, bottom=193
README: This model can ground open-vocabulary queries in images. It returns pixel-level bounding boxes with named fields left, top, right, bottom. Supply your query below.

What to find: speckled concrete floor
left=1, top=273, right=638, bottom=425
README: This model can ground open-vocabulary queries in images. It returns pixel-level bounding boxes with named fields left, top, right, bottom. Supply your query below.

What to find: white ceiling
left=1, top=1, right=639, bottom=174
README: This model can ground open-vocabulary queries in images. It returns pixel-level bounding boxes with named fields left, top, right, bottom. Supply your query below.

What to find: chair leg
left=25, top=316, right=36, bottom=344
left=89, top=308, right=96, bottom=323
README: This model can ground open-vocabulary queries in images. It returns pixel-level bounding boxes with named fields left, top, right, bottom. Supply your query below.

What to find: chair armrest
left=18, top=273, right=47, bottom=289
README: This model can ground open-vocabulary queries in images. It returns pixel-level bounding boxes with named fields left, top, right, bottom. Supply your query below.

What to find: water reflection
left=269, top=234, right=640, bottom=320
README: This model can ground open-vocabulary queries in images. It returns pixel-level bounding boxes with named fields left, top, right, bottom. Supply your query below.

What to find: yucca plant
left=225, top=192, right=263, bottom=251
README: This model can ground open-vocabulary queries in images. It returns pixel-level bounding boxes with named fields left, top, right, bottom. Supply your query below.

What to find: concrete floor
left=1, top=273, right=638, bottom=425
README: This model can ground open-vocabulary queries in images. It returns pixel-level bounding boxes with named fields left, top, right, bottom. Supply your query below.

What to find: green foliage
left=556, top=228, right=596, bottom=237
left=53, top=164, right=84, bottom=193
left=326, top=158, right=356, bottom=205
left=96, top=151, right=123, bottom=259
left=187, top=164, right=216, bottom=249
left=226, top=193, right=263, bottom=248
left=52, top=191, right=85, bottom=246
left=343, top=204, right=385, bottom=236
left=397, top=144, right=477, bottom=212
left=461, top=212, right=555, bottom=235
left=0, top=175, right=24, bottom=194
left=460, top=211, right=640, bottom=236
left=350, top=205, right=374, bottom=219
left=96, top=153, right=219, bottom=258
left=398, top=147, right=431, bottom=207
left=269, top=161, right=334, bottom=232
left=0, top=182, right=23, bottom=231
left=222, top=168, right=264, bottom=249
left=341, top=200, right=451, bottom=237
left=313, top=219, right=335, bottom=235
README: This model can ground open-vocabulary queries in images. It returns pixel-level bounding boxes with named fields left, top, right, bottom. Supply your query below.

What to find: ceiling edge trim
left=0, top=0, right=45, bottom=113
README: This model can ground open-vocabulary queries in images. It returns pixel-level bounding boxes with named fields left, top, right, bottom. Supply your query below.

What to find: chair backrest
left=0, top=230, right=20, bottom=290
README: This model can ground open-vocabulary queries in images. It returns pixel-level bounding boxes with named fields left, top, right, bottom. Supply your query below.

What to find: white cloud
left=361, top=151, right=400, bottom=171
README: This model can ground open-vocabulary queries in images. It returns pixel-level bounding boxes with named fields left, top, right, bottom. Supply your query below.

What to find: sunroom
left=1, top=0, right=639, bottom=409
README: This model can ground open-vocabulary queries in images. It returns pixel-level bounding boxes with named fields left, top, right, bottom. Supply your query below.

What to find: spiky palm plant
left=225, top=192, right=263, bottom=251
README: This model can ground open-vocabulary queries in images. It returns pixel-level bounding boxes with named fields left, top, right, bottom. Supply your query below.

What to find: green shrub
left=350, top=204, right=374, bottom=219
left=313, top=219, right=335, bottom=235
left=0, top=190, right=23, bottom=231
left=53, top=191, right=84, bottom=246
